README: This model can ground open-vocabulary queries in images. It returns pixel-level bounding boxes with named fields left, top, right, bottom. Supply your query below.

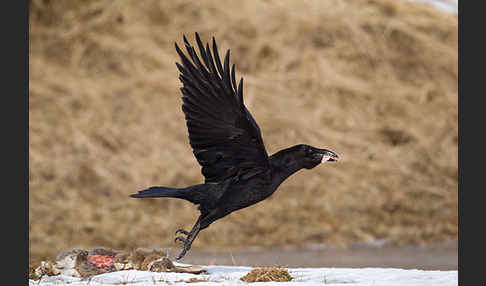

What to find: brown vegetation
left=29, top=0, right=458, bottom=264
left=240, top=267, right=292, bottom=283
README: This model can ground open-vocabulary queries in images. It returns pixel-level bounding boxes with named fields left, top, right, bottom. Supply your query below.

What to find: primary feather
left=175, top=33, right=269, bottom=184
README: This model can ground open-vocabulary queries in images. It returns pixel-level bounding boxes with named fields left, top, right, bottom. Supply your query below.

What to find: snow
left=30, top=265, right=457, bottom=286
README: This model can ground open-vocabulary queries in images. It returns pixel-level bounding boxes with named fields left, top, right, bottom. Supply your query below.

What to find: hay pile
left=29, top=0, right=458, bottom=264
left=240, top=267, right=293, bottom=282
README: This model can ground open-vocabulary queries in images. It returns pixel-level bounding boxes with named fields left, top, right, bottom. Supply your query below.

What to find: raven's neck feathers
left=268, top=146, right=305, bottom=188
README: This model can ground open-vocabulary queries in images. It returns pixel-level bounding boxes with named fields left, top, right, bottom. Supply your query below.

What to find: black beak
left=320, top=149, right=339, bottom=163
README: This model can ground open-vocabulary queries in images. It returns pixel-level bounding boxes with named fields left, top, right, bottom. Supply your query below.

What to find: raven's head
left=297, top=144, right=339, bottom=169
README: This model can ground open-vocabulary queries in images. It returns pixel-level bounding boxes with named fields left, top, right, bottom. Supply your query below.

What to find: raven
left=130, top=33, right=339, bottom=260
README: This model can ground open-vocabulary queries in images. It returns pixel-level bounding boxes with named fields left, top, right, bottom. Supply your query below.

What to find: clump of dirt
left=240, top=267, right=293, bottom=282
left=184, top=277, right=211, bottom=283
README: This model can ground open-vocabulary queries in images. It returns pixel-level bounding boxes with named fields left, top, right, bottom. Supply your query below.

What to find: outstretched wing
left=175, top=33, right=269, bottom=184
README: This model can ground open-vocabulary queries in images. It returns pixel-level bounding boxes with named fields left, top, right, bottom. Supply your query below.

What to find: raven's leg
left=175, top=216, right=201, bottom=260
left=174, top=209, right=223, bottom=260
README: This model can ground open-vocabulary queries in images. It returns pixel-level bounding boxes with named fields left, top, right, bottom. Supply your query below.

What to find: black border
left=24, top=0, right=30, bottom=282
left=457, top=0, right=462, bottom=282
left=8, top=0, right=29, bottom=283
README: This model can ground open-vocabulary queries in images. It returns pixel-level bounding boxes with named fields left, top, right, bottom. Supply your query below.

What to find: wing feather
left=175, top=33, right=269, bottom=183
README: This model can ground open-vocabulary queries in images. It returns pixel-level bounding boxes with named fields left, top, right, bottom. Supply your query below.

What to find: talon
left=175, top=229, right=189, bottom=235
left=176, top=248, right=187, bottom=260
left=174, top=236, right=186, bottom=244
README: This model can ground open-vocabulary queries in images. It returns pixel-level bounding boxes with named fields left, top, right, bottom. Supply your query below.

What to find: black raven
left=130, top=33, right=339, bottom=260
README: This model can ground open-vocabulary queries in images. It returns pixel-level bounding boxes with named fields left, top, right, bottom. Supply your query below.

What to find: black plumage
left=130, top=33, right=339, bottom=260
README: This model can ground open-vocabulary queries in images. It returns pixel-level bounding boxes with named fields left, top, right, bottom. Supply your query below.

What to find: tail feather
left=130, top=185, right=207, bottom=205
left=130, top=186, right=186, bottom=198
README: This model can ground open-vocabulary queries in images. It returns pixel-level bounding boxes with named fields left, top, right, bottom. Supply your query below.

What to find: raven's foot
left=174, top=230, right=193, bottom=260
left=175, top=245, right=190, bottom=260
left=174, top=228, right=190, bottom=244
left=175, top=229, right=189, bottom=235
left=173, top=219, right=201, bottom=260
left=174, top=236, right=187, bottom=244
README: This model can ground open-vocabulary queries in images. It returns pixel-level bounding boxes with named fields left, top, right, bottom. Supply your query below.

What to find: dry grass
left=240, top=267, right=292, bottom=282
left=29, top=0, right=458, bottom=264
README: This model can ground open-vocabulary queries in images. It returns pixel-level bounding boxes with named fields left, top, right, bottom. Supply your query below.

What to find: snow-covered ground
left=30, top=265, right=457, bottom=286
